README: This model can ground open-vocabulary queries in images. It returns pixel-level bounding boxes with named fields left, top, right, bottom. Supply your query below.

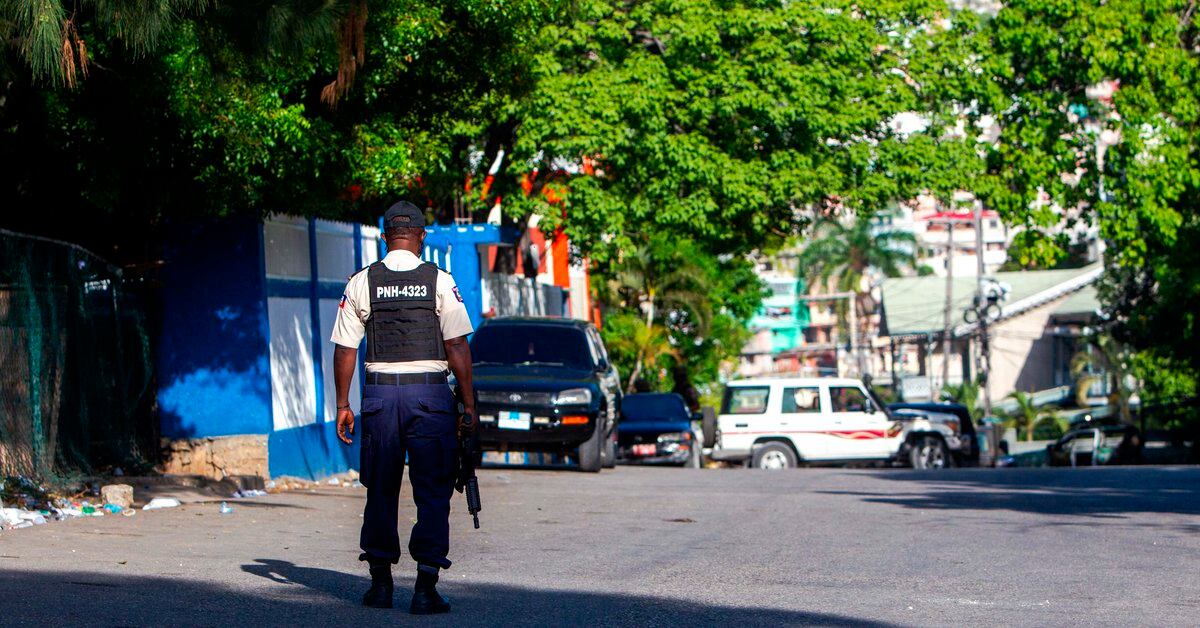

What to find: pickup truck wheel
left=577, top=418, right=604, bottom=473
left=910, top=436, right=949, bottom=469
left=751, top=442, right=797, bottom=470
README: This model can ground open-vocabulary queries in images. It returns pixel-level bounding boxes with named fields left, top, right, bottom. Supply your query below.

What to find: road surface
left=2, top=466, right=1198, bottom=626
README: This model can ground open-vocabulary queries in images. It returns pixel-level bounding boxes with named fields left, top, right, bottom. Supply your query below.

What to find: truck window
left=829, top=386, right=868, bottom=413
left=470, top=325, right=594, bottom=371
left=782, top=387, right=821, bottom=414
left=722, top=387, right=770, bottom=414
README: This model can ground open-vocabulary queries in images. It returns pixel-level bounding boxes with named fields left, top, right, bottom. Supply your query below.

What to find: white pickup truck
left=707, top=377, right=970, bottom=469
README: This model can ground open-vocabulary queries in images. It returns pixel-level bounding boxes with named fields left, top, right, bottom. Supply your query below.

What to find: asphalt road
left=2, top=466, right=1198, bottom=627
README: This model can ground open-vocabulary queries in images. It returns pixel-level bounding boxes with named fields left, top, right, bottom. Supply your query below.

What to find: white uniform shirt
left=331, top=249, right=474, bottom=373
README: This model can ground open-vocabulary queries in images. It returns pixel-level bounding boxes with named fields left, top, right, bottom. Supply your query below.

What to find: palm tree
left=615, top=244, right=712, bottom=329
left=1070, top=334, right=1137, bottom=424
left=605, top=319, right=680, bottom=393
left=940, top=379, right=981, bottom=421
left=1005, top=391, right=1039, bottom=441
left=795, top=215, right=916, bottom=345
left=612, top=241, right=712, bottom=387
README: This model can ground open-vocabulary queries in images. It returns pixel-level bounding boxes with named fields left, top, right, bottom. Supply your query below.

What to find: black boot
left=362, top=563, right=394, bottom=609
left=409, top=564, right=450, bottom=615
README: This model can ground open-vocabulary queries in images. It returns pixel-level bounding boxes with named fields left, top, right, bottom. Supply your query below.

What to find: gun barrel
left=466, top=477, right=482, bottom=513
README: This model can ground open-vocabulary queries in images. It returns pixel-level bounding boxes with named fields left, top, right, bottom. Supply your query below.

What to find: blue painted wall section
left=157, top=218, right=508, bottom=481
left=269, top=421, right=360, bottom=481
left=157, top=217, right=272, bottom=438
left=423, top=224, right=514, bottom=330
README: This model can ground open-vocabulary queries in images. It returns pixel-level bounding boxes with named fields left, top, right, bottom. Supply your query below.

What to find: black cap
left=383, top=200, right=426, bottom=231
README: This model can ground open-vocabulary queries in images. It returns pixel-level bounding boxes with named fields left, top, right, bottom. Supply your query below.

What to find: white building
left=876, top=193, right=1009, bottom=277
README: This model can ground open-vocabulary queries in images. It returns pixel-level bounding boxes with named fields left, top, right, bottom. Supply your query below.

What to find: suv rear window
left=722, top=387, right=770, bottom=414
left=471, top=325, right=594, bottom=371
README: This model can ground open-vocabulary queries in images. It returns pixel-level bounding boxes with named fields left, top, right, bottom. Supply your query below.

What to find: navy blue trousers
left=358, top=382, right=458, bottom=569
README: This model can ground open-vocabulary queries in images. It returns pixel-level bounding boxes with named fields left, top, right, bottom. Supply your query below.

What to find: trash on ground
left=231, top=489, right=268, bottom=498
left=100, top=484, right=134, bottom=509
left=219, top=502, right=234, bottom=515
left=104, top=503, right=124, bottom=514
left=142, top=497, right=182, bottom=510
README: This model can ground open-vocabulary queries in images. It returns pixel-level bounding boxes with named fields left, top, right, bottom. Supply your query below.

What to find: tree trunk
left=626, top=351, right=644, bottom=393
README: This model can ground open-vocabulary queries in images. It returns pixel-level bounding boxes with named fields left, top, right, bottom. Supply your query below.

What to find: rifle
left=455, top=396, right=482, bottom=529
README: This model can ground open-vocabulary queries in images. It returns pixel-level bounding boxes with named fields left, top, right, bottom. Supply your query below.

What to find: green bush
left=1031, top=416, right=1065, bottom=441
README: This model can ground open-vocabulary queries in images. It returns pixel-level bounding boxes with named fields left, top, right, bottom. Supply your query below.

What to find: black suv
left=469, top=317, right=622, bottom=472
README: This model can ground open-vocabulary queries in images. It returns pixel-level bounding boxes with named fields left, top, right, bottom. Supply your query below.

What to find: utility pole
left=940, top=222, right=954, bottom=399
left=974, top=203, right=992, bottom=418
left=848, top=297, right=859, bottom=376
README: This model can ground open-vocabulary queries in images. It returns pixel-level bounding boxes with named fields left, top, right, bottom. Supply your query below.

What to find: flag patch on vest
left=376, top=284, right=428, bottom=299
left=453, top=286, right=463, bottom=302
left=339, top=294, right=347, bottom=309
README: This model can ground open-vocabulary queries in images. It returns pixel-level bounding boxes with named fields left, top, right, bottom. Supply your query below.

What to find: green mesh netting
left=0, top=229, right=155, bottom=479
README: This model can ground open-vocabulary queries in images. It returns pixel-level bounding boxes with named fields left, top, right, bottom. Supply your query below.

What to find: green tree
left=1070, top=334, right=1137, bottom=425
left=601, top=313, right=679, bottom=393
left=795, top=216, right=916, bottom=341
left=941, top=379, right=981, bottom=421
left=508, top=0, right=975, bottom=260
left=970, top=0, right=1200, bottom=392
left=1004, top=390, right=1063, bottom=442
left=597, top=233, right=763, bottom=394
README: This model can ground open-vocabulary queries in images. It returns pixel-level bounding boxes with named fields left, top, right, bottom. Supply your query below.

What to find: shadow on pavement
left=822, top=467, right=1200, bottom=519
left=0, top=562, right=894, bottom=627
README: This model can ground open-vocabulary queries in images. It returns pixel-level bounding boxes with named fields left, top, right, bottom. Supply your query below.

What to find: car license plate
left=632, top=444, right=657, bottom=457
left=497, top=411, right=531, bottom=430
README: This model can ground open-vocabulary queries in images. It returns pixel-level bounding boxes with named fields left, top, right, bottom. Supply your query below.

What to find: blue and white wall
left=261, top=215, right=381, bottom=479
left=158, top=215, right=381, bottom=480
left=158, top=216, right=569, bottom=481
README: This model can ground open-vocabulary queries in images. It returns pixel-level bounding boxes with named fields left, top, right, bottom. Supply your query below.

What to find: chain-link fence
left=0, top=229, right=155, bottom=479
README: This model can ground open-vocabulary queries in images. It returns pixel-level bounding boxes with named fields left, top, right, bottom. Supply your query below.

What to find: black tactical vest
left=366, top=261, right=445, bottom=362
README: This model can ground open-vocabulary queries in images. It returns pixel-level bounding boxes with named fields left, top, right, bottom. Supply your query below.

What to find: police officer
left=330, top=200, right=476, bottom=614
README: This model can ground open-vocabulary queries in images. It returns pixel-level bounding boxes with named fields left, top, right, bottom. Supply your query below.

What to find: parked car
left=889, top=402, right=980, bottom=467
left=469, top=317, right=622, bottom=472
left=707, top=377, right=970, bottom=469
left=1046, top=424, right=1143, bottom=466
left=617, top=393, right=701, bottom=467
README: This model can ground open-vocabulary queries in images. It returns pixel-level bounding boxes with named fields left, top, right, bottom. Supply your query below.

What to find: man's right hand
left=458, top=404, right=477, bottom=437
left=336, top=408, right=355, bottom=444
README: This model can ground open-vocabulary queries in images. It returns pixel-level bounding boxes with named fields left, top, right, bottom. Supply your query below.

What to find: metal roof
left=1052, top=284, right=1101, bottom=316
left=880, top=263, right=1102, bottom=338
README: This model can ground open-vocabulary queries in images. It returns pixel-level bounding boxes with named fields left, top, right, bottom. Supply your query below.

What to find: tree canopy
left=2, top=0, right=1199, bottom=398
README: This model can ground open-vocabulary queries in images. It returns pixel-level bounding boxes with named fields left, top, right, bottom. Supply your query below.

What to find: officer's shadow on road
left=239, top=558, right=893, bottom=626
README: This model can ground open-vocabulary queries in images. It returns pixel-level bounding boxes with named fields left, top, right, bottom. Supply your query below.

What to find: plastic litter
left=104, top=503, right=124, bottom=514
left=219, top=502, right=234, bottom=515
left=327, top=478, right=340, bottom=485
left=1, top=508, right=24, bottom=527
left=232, top=489, right=267, bottom=498
left=142, top=497, right=182, bottom=510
